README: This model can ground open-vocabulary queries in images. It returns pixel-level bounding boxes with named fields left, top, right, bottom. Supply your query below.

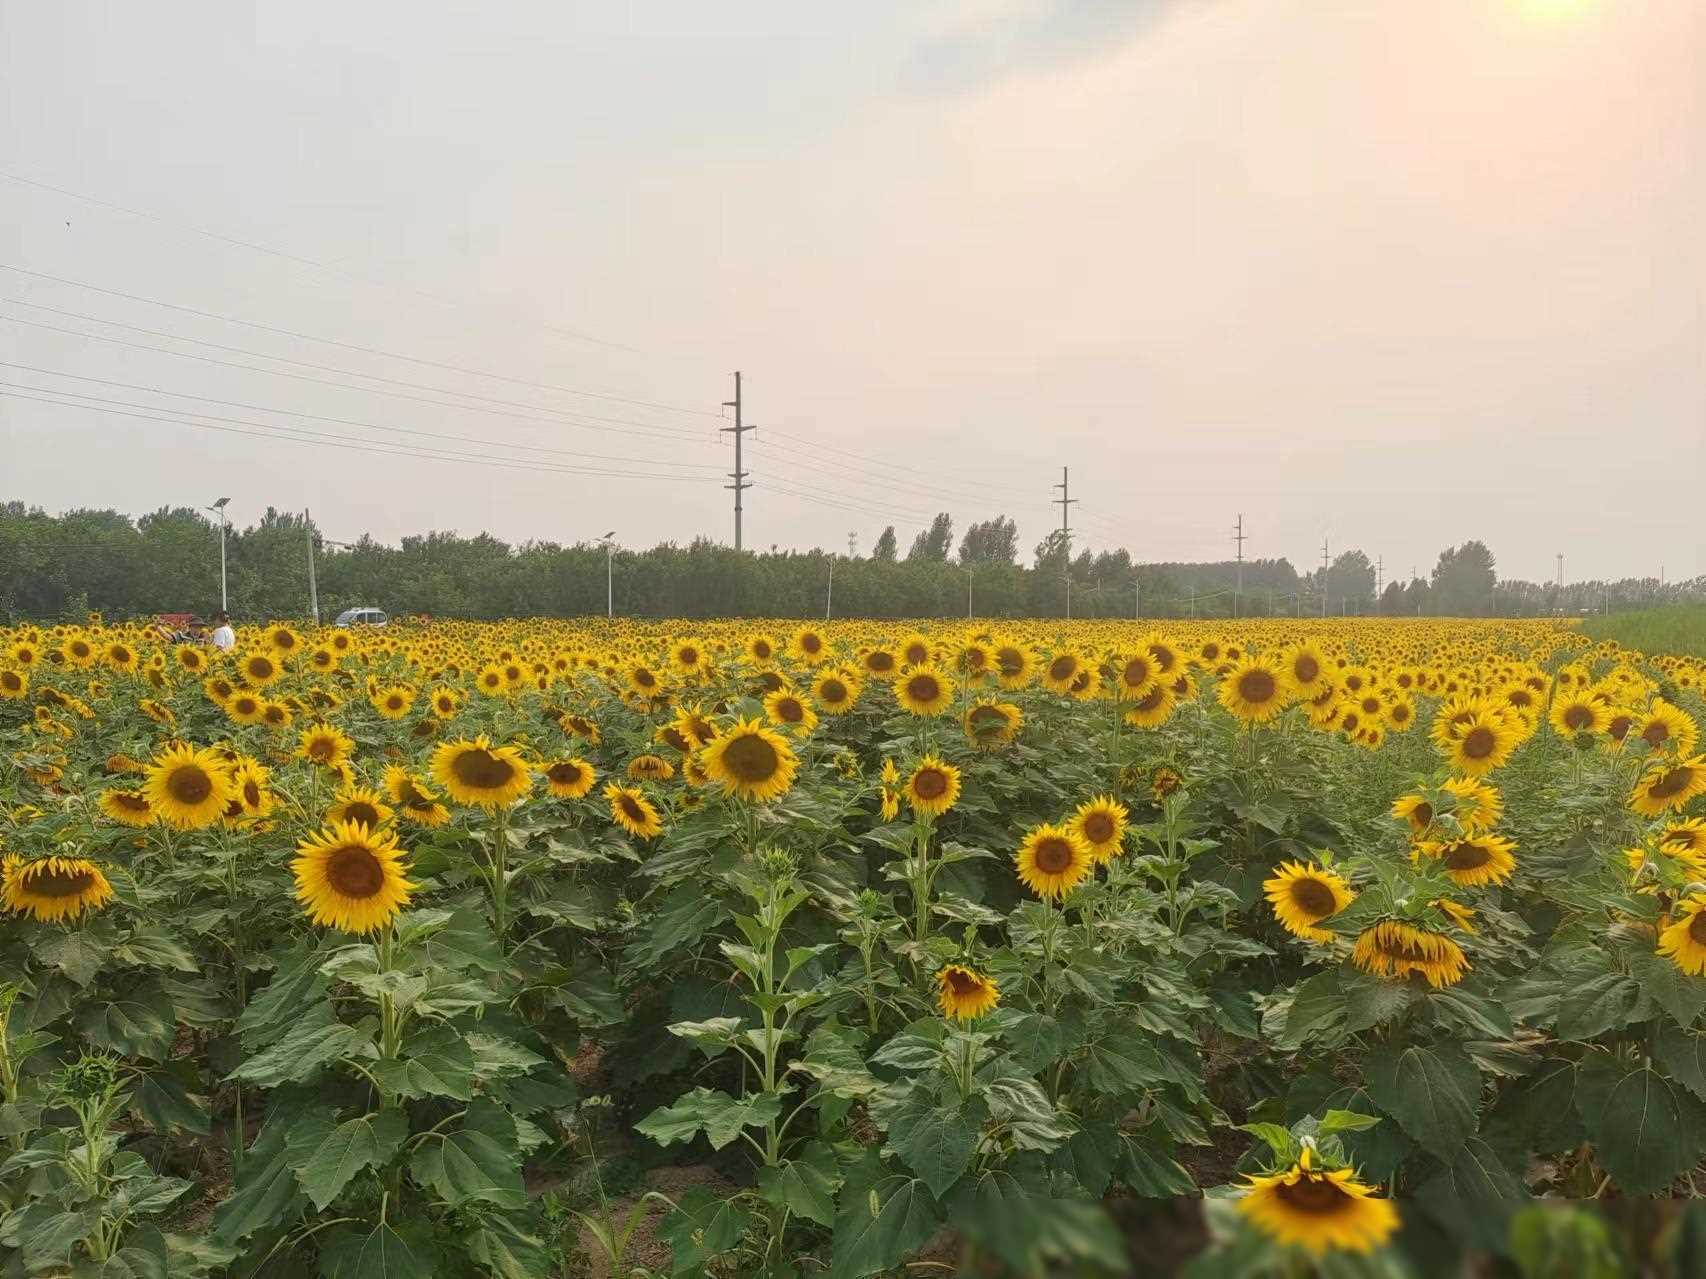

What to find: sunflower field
left=4, top=615, right=1706, bottom=1277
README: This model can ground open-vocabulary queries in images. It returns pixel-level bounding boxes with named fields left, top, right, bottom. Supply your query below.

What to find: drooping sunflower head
left=1264, top=861, right=1355, bottom=942
left=604, top=783, right=664, bottom=840
left=98, top=787, right=156, bottom=828
left=430, top=735, right=534, bottom=809
left=1631, top=755, right=1706, bottom=818
left=935, top=964, right=1000, bottom=1022
left=628, top=753, right=676, bottom=782
left=1416, top=833, right=1517, bottom=888
left=906, top=755, right=962, bottom=819
left=1150, top=766, right=1185, bottom=801
left=1237, top=1145, right=1399, bottom=1257
left=963, top=697, right=1023, bottom=751
left=1070, top=795, right=1129, bottom=863
left=1350, top=920, right=1469, bottom=988
left=895, top=665, right=954, bottom=717
left=1015, top=823, right=1094, bottom=900
left=1657, top=894, right=1706, bottom=976
left=2, top=855, right=116, bottom=923
left=1390, top=792, right=1436, bottom=838
left=701, top=719, right=798, bottom=803
left=142, top=743, right=234, bottom=831
left=291, top=820, right=415, bottom=934
left=544, top=757, right=597, bottom=799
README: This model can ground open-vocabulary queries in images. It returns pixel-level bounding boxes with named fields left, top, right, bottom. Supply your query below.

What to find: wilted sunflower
left=1351, top=920, right=1469, bottom=987
left=2, top=855, right=115, bottom=922
left=628, top=753, right=676, bottom=782
left=701, top=718, right=798, bottom=802
left=895, top=665, right=954, bottom=717
left=906, top=755, right=962, bottom=818
left=384, top=765, right=450, bottom=827
left=963, top=697, right=1022, bottom=750
left=238, top=650, right=282, bottom=687
left=1015, top=823, right=1093, bottom=900
left=544, top=757, right=597, bottom=799
left=560, top=712, right=602, bottom=745
left=1631, top=755, right=1706, bottom=818
left=1264, top=861, right=1354, bottom=942
left=98, top=788, right=156, bottom=828
left=143, top=743, right=233, bottom=830
left=605, top=783, right=664, bottom=840
left=295, top=724, right=355, bottom=770
left=291, top=821, right=414, bottom=934
left=1440, top=712, right=1518, bottom=778
left=1417, top=833, right=1517, bottom=888
left=1218, top=655, right=1294, bottom=724
left=1657, top=894, right=1706, bottom=976
left=1151, top=766, right=1185, bottom=800
left=1237, top=1146, right=1398, bottom=1257
left=431, top=735, right=533, bottom=809
left=763, top=688, right=819, bottom=734
left=936, top=964, right=1000, bottom=1021
left=1070, top=795, right=1129, bottom=863
left=812, top=669, right=861, bottom=715
left=325, top=785, right=395, bottom=831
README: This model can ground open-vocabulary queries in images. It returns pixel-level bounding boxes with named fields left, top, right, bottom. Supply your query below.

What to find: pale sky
left=2, top=0, right=1702, bottom=583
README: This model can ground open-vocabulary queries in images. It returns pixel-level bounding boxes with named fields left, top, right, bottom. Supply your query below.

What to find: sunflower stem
left=491, top=802, right=510, bottom=955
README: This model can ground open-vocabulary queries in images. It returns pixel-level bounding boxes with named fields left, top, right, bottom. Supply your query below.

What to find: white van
left=333, top=607, right=389, bottom=628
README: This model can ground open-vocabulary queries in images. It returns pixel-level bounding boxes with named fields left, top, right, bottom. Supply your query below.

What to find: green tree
left=906, top=514, right=954, bottom=563
left=871, top=526, right=898, bottom=562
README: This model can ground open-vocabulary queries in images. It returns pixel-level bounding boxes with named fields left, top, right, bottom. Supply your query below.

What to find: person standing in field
left=210, top=612, right=236, bottom=652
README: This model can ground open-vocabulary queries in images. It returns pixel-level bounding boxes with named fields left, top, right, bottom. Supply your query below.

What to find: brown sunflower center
left=1608, top=715, right=1633, bottom=741
left=167, top=765, right=214, bottom=805
left=1563, top=705, right=1594, bottom=730
left=1294, top=655, right=1320, bottom=684
left=634, top=669, right=657, bottom=688
left=111, top=792, right=150, bottom=813
left=1274, top=1174, right=1354, bottom=1214
left=776, top=698, right=803, bottom=722
left=801, top=634, right=822, bottom=653
left=1238, top=670, right=1277, bottom=703
left=1081, top=811, right=1115, bottom=844
left=1643, top=721, right=1672, bottom=747
left=945, top=969, right=979, bottom=995
left=1289, top=877, right=1337, bottom=917
left=248, top=658, right=274, bottom=679
left=548, top=762, right=583, bottom=785
left=679, top=647, right=698, bottom=665
left=1122, top=658, right=1151, bottom=688
left=326, top=846, right=385, bottom=899
left=620, top=794, right=647, bottom=822
left=451, top=748, right=517, bottom=790
left=234, top=697, right=258, bottom=714
left=1689, top=912, right=1706, bottom=946
left=753, top=640, right=772, bottom=659
left=1460, top=727, right=1496, bottom=759
left=820, top=679, right=848, bottom=703
left=913, top=768, right=949, bottom=800
left=342, top=801, right=382, bottom=828
left=907, top=675, right=941, bottom=703
left=111, top=646, right=132, bottom=663
left=1049, top=656, right=1077, bottom=681
left=1648, top=768, right=1696, bottom=801
left=1443, top=841, right=1491, bottom=871
left=243, top=781, right=262, bottom=807
left=308, top=737, right=336, bottom=762
left=722, top=732, right=780, bottom=782
left=24, top=864, right=96, bottom=898
left=1034, top=837, right=1075, bottom=874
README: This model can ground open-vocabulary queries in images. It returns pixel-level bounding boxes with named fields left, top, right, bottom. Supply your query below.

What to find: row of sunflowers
left=3, top=614, right=1706, bottom=1276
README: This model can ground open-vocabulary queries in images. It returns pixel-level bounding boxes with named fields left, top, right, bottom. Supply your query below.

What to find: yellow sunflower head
left=1658, top=894, right=1706, bottom=976
left=98, top=788, right=156, bottom=828
left=325, top=785, right=395, bottom=832
left=544, top=757, right=597, bottom=799
left=2, top=855, right=116, bottom=923
left=936, top=964, right=1000, bottom=1021
left=895, top=665, right=954, bottom=717
left=291, top=821, right=415, bottom=934
left=906, top=755, right=962, bottom=819
left=1350, top=920, right=1469, bottom=988
left=142, top=743, right=234, bottom=831
left=1264, top=861, right=1354, bottom=942
left=700, top=719, right=798, bottom=803
left=1237, top=1145, right=1398, bottom=1257
left=430, top=735, right=533, bottom=810
left=604, top=783, right=664, bottom=840
left=1015, top=823, right=1094, bottom=900
left=1070, top=795, right=1129, bottom=863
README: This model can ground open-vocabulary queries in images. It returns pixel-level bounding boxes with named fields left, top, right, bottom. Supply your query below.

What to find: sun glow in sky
left=1516, top=0, right=1598, bottom=22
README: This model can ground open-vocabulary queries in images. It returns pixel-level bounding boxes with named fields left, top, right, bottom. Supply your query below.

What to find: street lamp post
left=206, top=497, right=231, bottom=612
left=593, top=531, right=616, bottom=619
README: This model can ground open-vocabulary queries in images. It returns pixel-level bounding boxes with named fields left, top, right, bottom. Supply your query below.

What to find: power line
left=0, top=264, right=718, bottom=420
left=1, top=388, right=714, bottom=486
left=0, top=310, right=714, bottom=445
left=762, top=425, right=1042, bottom=500
left=0, top=362, right=726, bottom=473
left=1053, top=467, right=1077, bottom=544
left=750, top=436, right=1060, bottom=519
left=0, top=169, right=664, bottom=357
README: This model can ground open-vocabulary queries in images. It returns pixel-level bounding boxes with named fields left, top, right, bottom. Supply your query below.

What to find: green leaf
left=1629, top=949, right=1706, bottom=1028
left=132, top=1071, right=209, bottom=1136
left=23, top=1208, right=100, bottom=1271
left=466, top=1214, right=551, bottom=1279
left=318, top=1221, right=443, bottom=1279
left=756, top=1142, right=841, bottom=1227
left=1320, top=1110, right=1383, bottom=1134
left=1081, top=1026, right=1175, bottom=1095
left=370, top=1025, right=476, bottom=1101
left=1576, top=1055, right=1706, bottom=1195
left=77, top=987, right=176, bottom=1059
left=1117, top=1131, right=1196, bottom=1197
left=950, top=1171, right=1126, bottom=1274
left=1415, top=1136, right=1529, bottom=1254
left=1655, top=1024, right=1706, bottom=1102
left=1271, top=970, right=1346, bottom=1051
left=287, top=1110, right=407, bottom=1211
left=886, top=1097, right=983, bottom=1197
left=870, top=1021, right=945, bottom=1071
left=1554, top=972, right=1649, bottom=1041
left=37, top=929, right=112, bottom=986
left=634, top=1087, right=783, bottom=1151
left=658, top=1186, right=756, bottom=1277
left=465, top=1032, right=546, bottom=1076
left=113, top=927, right=199, bottom=973
left=410, top=905, right=505, bottom=973
left=408, top=1098, right=526, bottom=1209
left=228, top=1008, right=375, bottom=1087
left=1365, top=1042, right=1481, bottom=1159
left=829, top=1172, right=941, bottom=1279
left=666, top=1017, right=744, bottom=1056
left=1426, top=985, right=1516, bottom=1040
left=999, top=1011, right=1066, bottom=1072
left=237, top=940, right=331, bottom=1044
left=212, top=1116, right=306, bottom=1246
left=1341, top=971, right=1414, bottom=1034
left=1237, top=1122, right=1297, bottom=1160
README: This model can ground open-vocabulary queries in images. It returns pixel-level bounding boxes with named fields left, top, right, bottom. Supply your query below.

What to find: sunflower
left=475, top=663, right=508, bottom=697
left=560, top=713, right=602, bottom=745
left=2, top=856, right=115, bottom=923
left=1635, top=700, right=1699, bottom=758
left=812, top=669, right=861, bottom=715
left=963, top=698, right=1023, bottom=750
left=1440, top=712, right=1519, bottom=778
left=906, top=755, right=962, bottom=818
left=763, top=688, right=819, bottom=734
left=104, top=641, right=138, bottom=673
left=309, top=647, right=339, bottom=674
left=1070, top=795, right=1129, bottom=863
left=325, top=785, right=395, bottom=831
left=670, top=638, right=710, bottom=676
left=1417, top=834, right=1517, bottom=888
left=991, top=640, right=1034, bottom=690
left=790, top=627, right=830, bottom=665
left=61, top=635, right=97, bottom=668
left=895, top=665, right=954, bottom=717
left=1631, top=755, right=1706, bottom=818
left=372, top=685, right=416, bottom=720
left=143, top=743, right=233, bottom=830
left=384, top=765, right=451, bottom=827
left=1661, top=818, right=1706, bottom=858
left=231, top=759, right=275, bottom=818
left=701, top=718, right=798, bottom=802
left=861, top=648, right=900, bottom=681
left=1041, top=651, right=1084, bottom=695
left=1432, top=898, right=1478, bottom=933
left=1657, top=894, right=1706, bottom=976
left=175, top=644, right=207, bottom=674
left=431, top=736, right=533, bottom=809
left=1015, top=823, right=1094, bottom=900
left=1285, top=644, right=1333, bottom=697
left=880, top=788, right=900, bottom=821
left=238, top=650, right=282, bottom=687
left=1123, top=682, right=1177, bottom=729
left=291, top=821, right=414, bottom=934
left=0, top=668, right=29, bottom=700
left=544, top=757, right=597, bottom=799
left=429, top=686, right=460, bottom=719
left=936, top=964, right=1000, bottom=1021
left=98, top=788, right=156, bottom=828
left=1237, top=1146, right=1398, bottom=1257
left=628, top=753, right=676, bottom=782
left=1351, top=920, right=1470, bottom=987
left=1390, top=792, right=1437, bottom=839
left=225, top=690, right=267, bottom=725
left=295, top=724, right=355, bottom=770
left=1151, top=766, right=1185, bottom=800
left=1218, top=655, right=1294, bottom=724
left=605, top=783, right=664, bottom=840
left=1114, top=650, right=1160, bottom=700
left=745, top=633, right=778, bottom=665
left=1549, top=694, right=1607, bottom=738
left=1264, top=861, right=1354, bottom=942
left=1440, top=777, right=1503, bottom=831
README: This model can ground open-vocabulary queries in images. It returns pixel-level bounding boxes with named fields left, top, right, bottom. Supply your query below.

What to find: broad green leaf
left=237, top=941, right=330, bottom=1044
left=1576, top=1055, right=1706, bottom=1195
left=1117, top=1131, right=1195, bottom=1197
left=829, top=1173, right=941, bottom=1279
left=113, top=927, right=199, bottom=973
left=1320, top=1110, right=1383, bottom=1134
left=1271, top=970, right=1345, bottom=1051
left=1554, top=972, right=1649, bottom=1042
left=634, top=1087, right=782, bottom=1151
left=408, top=1098, right=526, bottom=1209
left=1415, top=1136, right=1529, bottom=1253
left=1050, top=1122, right=1121, bottom=1197
left=318, top=1220, right=443, bottom=1279
left=465, top=1032, right=546, bottom=1076
left=658, top=1186, right=756, bottom=1277
left=1341, top=972, right=1414, bottom=1034
left=77, top=988, right=176, bottom=1059
left=132, top=1071, right=209, bottom=1136
left=949, top=1171, right=1125, bottom=1274
left=886, top=1097, right=983, bottom=1197
left=227, top=1008, right=375, bottom=1087
left=212, top=1117, right=305, bottom=1246
left=23, top=1208, right=100, bottom=1271
left=466, top=1214, right=552, bottom=1279
left=371, top=1025, right=476, bottom=1101
left=286, top=1110, right=407, bottom=1210
left=667, top=1017, right=743, bottom=1056
left=412, top=905, right=505, bottom=974
left=1425, top=985, right=1516, bottom=1040
left=756, top=1142, right=841, bottom=1226
left=1655, top=1024, right=1706, bottom=1102
left=1629, top=949, right=1706, bottom=1028
left=37, top=930, right=112, bottom=987
left=1365, top=1042, right=1481, bottom=1159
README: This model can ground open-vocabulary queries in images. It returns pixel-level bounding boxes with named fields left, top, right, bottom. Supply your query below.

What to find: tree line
left=1, top=500, right=1698, bottom=623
